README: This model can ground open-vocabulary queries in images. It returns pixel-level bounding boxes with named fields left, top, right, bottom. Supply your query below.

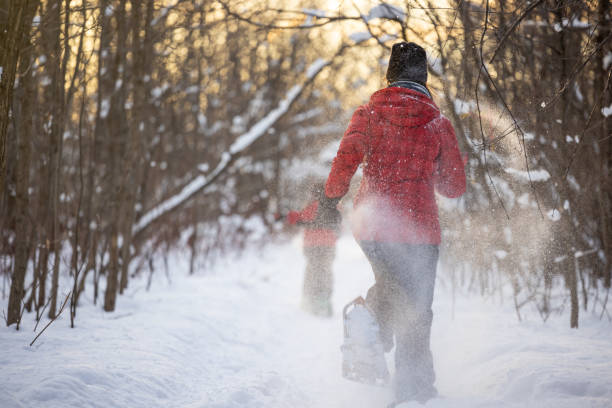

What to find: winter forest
left=1, top=0, right=612, bottom=407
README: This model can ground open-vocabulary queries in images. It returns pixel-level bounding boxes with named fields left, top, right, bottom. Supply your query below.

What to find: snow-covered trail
left=1, top=236, right=612, bottom=408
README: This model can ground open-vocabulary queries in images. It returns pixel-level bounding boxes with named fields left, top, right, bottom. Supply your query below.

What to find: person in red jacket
left=287, top=184, right=339, bottom=317
left=316, top=42, right=466, bottom=405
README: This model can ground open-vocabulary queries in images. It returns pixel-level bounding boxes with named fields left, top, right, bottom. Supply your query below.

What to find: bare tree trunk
left=78, top=0, right=112, bottom=308
left=24, top=227, right=38, bottom=313
left=6, top=36, right=35, bottom=326
left=66, top=2, right=88, bottom=327
left=47, top=0, right=66, bottom=319
left=596, top=0, right=611, bottom=288
left=0, top=0, right=38, bottom=197
left=104, top=0, right=129, bottom=311
left=36, top=241, right=49, bottom=318
left=70, top=89, right=86, bottom=327
left=568, top=266, right=579, bottom=328
left=552, top=2, right=580, bottom=327
left=5, top=0, right=38, bottom=327
left=119, top=0, right=147, bottom=293
left=104, top=234, right=119, bottom=311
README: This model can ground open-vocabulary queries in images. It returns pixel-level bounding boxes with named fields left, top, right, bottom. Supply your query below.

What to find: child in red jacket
left=287, top=184, right=338, bottom=317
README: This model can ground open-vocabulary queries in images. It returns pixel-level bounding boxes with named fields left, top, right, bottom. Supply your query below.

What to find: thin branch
left=132, top=42, right=356, bottom=237
left=563, top=67, right=612, bottom=178
left=16, top=299, right=27, bottom=330
left=353, top=1, right=391, bottom=50
left=475, top=1, right=545, bottom=217
left=543, top=31, right=612, bottom=108
left=30, top=292, right=70, bottom=347
left=439, top=0, right=462, bottom=54
left=218, top=0, right=361, bottom=31
left=488, top=0, right=545, bottom=64
left=33, top=295, right=53, bottom=333
left=475, top=0, right=510, bottom=220
left=600, top=287, right=610, bottom=321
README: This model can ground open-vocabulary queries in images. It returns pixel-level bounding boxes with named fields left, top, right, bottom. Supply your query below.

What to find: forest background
left=0, top=0, right=610, bottom=330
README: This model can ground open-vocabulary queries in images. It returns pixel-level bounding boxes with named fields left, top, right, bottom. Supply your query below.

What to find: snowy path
left=1, top=236, right=612, bottom=408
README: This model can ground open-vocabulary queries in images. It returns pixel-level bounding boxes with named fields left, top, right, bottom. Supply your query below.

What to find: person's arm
left=315, top=106, right=369, bottom=229
left=324, top=105, right=370, bottom=199
left=287, top=201, right=318, bottom=225
left=432, top=117, right=466, bottom=198
left=286, top=211, right=300, bottom=225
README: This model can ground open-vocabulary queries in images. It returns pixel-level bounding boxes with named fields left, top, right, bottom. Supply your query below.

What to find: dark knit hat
left=386, top=42, right=428, bottom=86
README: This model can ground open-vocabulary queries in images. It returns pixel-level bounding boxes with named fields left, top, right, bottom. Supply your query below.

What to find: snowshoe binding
left=341, top=296, right=389, bottom=385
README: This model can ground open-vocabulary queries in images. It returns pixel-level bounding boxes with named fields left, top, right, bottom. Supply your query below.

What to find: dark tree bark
left=104, top=0, right=129, bottom=312
left=0, top=0, right=38, bottom=198
left=596, top=0, right=611, bottom=288
left=5, top=0, right=39, bottom=327
left=46, top=0, right=67, bottom=319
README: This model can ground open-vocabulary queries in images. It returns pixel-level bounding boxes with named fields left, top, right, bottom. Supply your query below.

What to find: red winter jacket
left=325, top=87, right=466, bottom=244
left=287, top=201, right=338, bottom=247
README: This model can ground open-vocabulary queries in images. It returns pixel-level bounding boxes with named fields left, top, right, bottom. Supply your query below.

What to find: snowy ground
left=1, top=235, right=612, bottom=408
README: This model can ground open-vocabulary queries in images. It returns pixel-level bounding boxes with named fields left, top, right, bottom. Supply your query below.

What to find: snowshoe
left=341, top=296, right=389, bottom=385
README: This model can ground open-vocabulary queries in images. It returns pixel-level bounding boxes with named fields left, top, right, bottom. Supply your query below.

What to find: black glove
left=314, top=196, right=341, bottom=231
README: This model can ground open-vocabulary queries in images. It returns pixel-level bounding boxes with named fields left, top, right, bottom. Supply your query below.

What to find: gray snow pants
left=359, top=241, right=439, bottom=401
left=303, top=246, right=335, bottom=305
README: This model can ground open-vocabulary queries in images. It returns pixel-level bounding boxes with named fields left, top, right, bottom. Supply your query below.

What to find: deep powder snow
left=1, top=236, right=612, bottom=408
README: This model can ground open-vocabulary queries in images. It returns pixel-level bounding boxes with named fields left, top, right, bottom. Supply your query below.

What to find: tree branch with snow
left=132, top=45, right=353, bottom=237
